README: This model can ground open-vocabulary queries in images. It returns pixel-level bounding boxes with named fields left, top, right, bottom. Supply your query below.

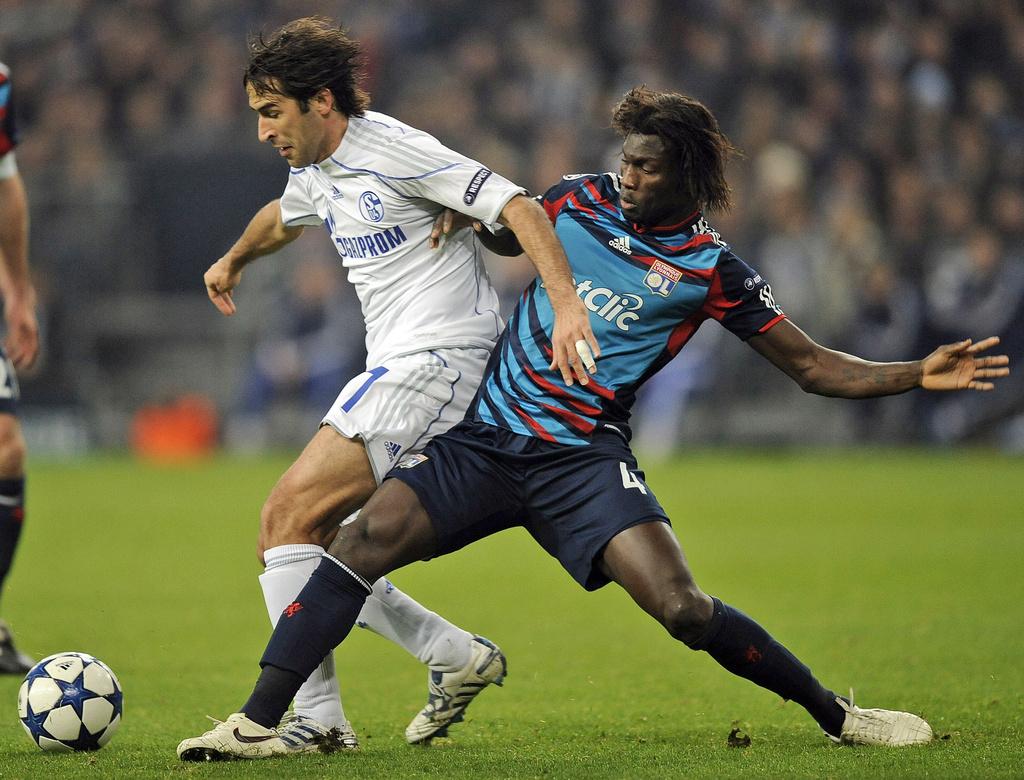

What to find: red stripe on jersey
left=543, top=190, right=574, bottom=223
left=512, top=405, right=557, bottom=442
left=538, top=401, right=596, bottom=435
left=521, top=361, right=602, bottom=415
left=627, top=252, right=716, bottom=282
left=700, top=266, right=743, bottom=322
left=758, top=313, right=787, bottom=333
left=632, top=208, right=700, bottom=234
left=667, top=312, right=707, bottom=356
left=583, top=180, right=620, bottom=218
left=541, top=344, right=616, bottom=400
left=661, top=233, right=719, bottom=253
left=568, top=191, right=599, bottom=219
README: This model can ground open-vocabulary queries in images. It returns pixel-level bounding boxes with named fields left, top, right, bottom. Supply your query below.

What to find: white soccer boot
left=828, top=695, right=934, bottom=746
left=405, top=635, right=507, bottom=744
left=177, top=713, right=292, bottom=761
left=277, top=711, right=359, bottom=752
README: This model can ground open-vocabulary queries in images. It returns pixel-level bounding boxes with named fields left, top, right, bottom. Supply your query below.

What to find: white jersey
left=279, top=111, right=525, bottom=366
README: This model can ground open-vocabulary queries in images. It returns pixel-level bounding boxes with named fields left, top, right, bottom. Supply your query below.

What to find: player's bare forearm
left=795, top=349, right=922, bottom=398
left=225, top=199, right=304, bottom=269
left=0, top=172, right=39, bottom=367
left=205, top=200, right=304, bottom=315
left=498, top=194, right=600, bottom=385
left=498, top=195, right=575, bottom=304
left=750, top=319, right=921, bottom=398
left=0, top=172, right=32, bottom=300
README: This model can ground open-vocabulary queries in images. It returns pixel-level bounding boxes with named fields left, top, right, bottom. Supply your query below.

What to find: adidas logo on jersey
left=384, top=441, right=402, bottom=461
left=608, top=235, right=632, bottom=255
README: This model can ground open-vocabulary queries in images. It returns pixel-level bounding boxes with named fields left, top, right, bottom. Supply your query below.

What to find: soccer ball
left=17, top=652, right=123, bottom=752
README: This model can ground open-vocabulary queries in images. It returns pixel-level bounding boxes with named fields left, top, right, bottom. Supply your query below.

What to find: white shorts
left=321, top=347, right=491, bottom=483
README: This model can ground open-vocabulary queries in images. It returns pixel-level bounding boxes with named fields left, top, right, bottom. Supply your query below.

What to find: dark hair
left=244, top=16, right=370, bottom=116
left=612, top=86, right=736, bottom=212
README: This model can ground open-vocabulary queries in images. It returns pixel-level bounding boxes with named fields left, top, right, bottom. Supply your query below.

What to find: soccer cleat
left=405, top=635, right=507, bottom=744
left=0, top=619, right=33, bottom=675
left=177, top=713, right=292, bottom=761
left=277, top=711, right=359, bottom=752
left=828, top=695, right=934, bottom=746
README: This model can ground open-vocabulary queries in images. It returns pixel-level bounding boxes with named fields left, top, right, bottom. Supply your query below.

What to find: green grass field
left=0, top=450, right=1021, bottom=778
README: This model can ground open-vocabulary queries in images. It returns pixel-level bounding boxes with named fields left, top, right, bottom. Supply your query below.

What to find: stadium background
left=1, top=0, right=1023, bottom=456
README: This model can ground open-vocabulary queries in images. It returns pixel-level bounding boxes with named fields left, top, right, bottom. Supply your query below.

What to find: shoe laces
left=836, top=688, right=857, bottom=714
left=199, top=714, right=227, bottom=736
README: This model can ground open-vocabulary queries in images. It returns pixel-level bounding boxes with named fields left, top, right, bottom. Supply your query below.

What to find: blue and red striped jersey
left=0, top=62, right=18, bottom=157
left=470, top=172, right=786, bottom=445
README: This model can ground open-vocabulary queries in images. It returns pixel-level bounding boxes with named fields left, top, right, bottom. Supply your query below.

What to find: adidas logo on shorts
left=608, top=235, right=632, bottom=255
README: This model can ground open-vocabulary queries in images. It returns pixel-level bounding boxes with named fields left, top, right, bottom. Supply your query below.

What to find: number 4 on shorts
left=619, top=462, right=648, bottom=495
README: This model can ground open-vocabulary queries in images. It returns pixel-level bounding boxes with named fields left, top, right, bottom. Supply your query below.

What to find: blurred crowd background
left=1, top=0, right=1022, bottom=456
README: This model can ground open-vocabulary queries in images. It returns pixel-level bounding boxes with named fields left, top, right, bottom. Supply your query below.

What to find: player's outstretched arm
left=497, top=195, right=600, bottom=385
left=204, top=199, right=304, bottom=316
left=0, top=171, right=38, bottom=369
left=748, top=319, right=1010, bottom=398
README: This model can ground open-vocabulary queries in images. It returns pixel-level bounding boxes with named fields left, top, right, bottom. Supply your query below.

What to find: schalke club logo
left=359, top=191, right=385, bottom=223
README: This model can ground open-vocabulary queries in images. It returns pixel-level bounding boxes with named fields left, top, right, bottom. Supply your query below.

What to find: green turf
left=0, top=450, right=1021, bottom=778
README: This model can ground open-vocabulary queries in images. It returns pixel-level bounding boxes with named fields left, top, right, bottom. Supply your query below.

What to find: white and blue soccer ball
left=17, top=652, right=123, bottom=752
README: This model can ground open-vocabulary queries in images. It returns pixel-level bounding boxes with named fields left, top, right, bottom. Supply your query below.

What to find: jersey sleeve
left=0, top=63, right=20, bottom=159
left=278, top=170, right=322, bottom=227
left=378, top=133, right=526, bottom=225
left=539, top=174, right=603, bottom=223
left=701, top=250, right=786, bottom=340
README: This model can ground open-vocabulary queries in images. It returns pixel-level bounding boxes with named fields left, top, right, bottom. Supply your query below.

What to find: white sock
left=260, top=544, right=347, bottom=728
left=357, top=578, right=473, bottom=672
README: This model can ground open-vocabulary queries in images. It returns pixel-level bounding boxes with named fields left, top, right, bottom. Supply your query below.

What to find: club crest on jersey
left=644, top=260, right=683, bottom=297
left=359, top=191, right=385, bottom=222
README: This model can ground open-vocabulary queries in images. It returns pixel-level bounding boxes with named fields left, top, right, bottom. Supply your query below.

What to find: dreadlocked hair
left=612, top=86, right=737, bottom=213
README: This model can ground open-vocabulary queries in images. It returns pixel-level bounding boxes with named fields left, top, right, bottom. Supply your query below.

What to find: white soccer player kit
left=261, top=111, right=524, bottom=733
left=278, top=111, right=524, bottom=478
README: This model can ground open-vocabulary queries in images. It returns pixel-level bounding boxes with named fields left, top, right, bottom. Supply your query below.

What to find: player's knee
left=258, top=490, right=291, bottom=548
left=258, top=481, right=320, bottom=548
left=0, top=419, right=26, bottom=477
left=660, top=588, right=713, bottom=644
left=329, top=508, right=401, bottom=562
left=326, top=488, right=429, bottom=581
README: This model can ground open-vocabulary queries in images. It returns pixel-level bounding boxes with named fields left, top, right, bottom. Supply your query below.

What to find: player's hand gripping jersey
left=471, top=173, right=787, bottom=445
left=279, top=111, right=525, bottom=367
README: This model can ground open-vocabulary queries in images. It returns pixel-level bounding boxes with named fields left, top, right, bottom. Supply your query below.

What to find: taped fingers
left=575, top=339, right=597, bottom=374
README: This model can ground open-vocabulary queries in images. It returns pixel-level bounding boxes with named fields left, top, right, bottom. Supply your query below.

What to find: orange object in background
left=130, top=394, right=218, bottom=461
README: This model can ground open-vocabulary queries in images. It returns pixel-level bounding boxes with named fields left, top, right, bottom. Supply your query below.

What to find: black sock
left=242, top=554, right=371, bottom=728
left=243, top=665, right=305, bottom=729
left=688, top=597, right=845, bottom=736
left=0, top=478, right=25, bottom=610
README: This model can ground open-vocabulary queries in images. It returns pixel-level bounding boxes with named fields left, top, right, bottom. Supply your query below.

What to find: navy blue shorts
left=386, top=420, right=669, bottom=590
left=0, top=347, right=18, bottom=416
